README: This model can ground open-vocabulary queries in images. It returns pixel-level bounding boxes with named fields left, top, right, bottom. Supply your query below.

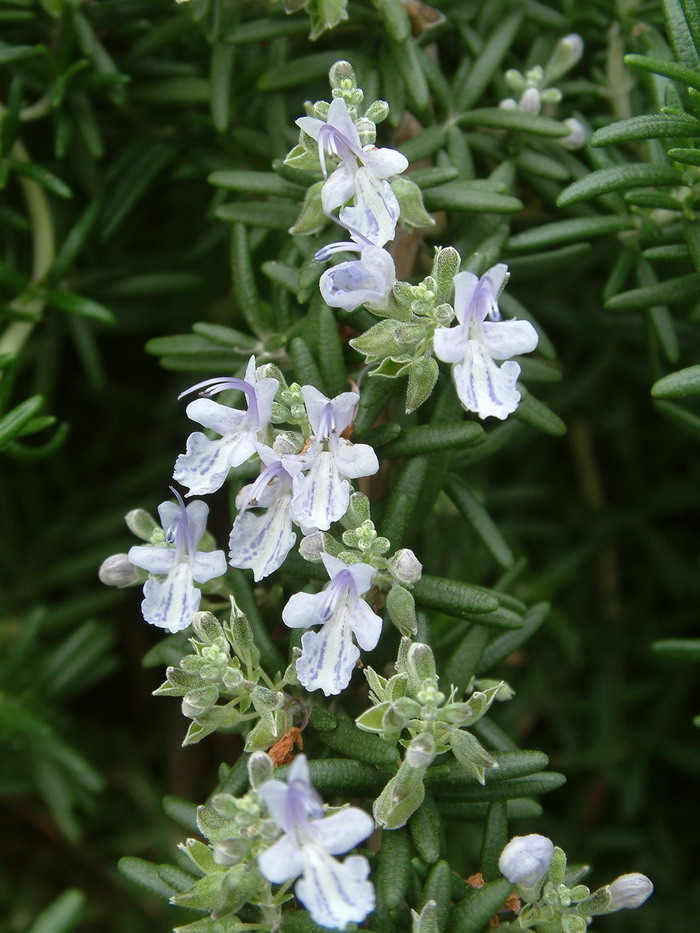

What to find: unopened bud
left=607, top=873, right=653, bottom=910
left=299, top=531, right=341, bottom=562
left=125, top=508, right=159, bottom=541
left=519, top=87, right=542, bottom=114
left=546, top=33, right=584, bottom=83
left=405, top=732, right=436, bottom=769
left=559, top=118, right=586, bottom=150
left=386, top=585, right=418, bottom=637
left=407, top=641, right=436, bottom=684
left=499, top=834, right=555, bottom=886
left=98, top=554, right=141, bottom=588
left=364, top=99, right=390, bottom=124
left=387, top=548, right=423, bottom=584
left=329, top=60, right=356, bottom=89
left=248, top=751, right=274, bottom=789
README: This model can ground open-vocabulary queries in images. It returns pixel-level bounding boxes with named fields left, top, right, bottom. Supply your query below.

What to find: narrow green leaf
left=101, top=141, right=177, bottom=240
left=591, top=112, right=700, bottom=146
left=480, top=802, right=508, bottom=882
left=216, top=202, right=300, bottom=229
left=317, top=304, right=347, bottom=397
left=652, top=364, right=700, bottom=397
left=435, top=751, right=549, bottom=790
left=605, top=272, right=700, bottom=309
left=442, top=625, right=490, bottom=692
left=8, top=159, right=72, bottom=199
left=668, top=146, right=700, bottom=165
left=210, top=42, right=234, bottom=132
left=683, top=216, right=700, bottom=271
left=681, top=0, right=700, bottom=52
left=27, top=890, right=85, bottom=933
left=652, top=638, right=700, bottom=660
left=513, top=387, right=566, bottom=436
left=409, top=792, right=444, bottom=864
left=45, top=290, right=115, bottom=324
left=191, top=324, right=257, bottom=349
left=47, top=201, right=101, bottom=285
left=505, top=244, right=591, bottom=279
left=557, top=164, right=684, bottom=206
left=222, top=17, right=310, bottom=42
left=0, top=45, right=45, bottom=65
left=4, top=423, right=70, bottom=461
left=508, top=215, right=635, bottom=250
left=449, top=878, right=513, bottom=933
left=413, top=575, right=499, bottom=619
left=397, top=127, right=448, bottom=163
left=0, top=395, right=44, bottom=449
left=421, top=860, right=452, bottom=930
left=438, top=798, right=542, bottom=822
left=309, top=708, right=400, bottom=767
left=257, top=52, right=346, bottom=91
left=654, top=399, right=700, bottom=438
left=377, top=828, right=412, bottom=909
left=375, top=0, right=412, bottom=41
left=433, top=771, right=566, bottom=803
left=131, top=77, right=209, bottom=104
left=276, top=758, right=387, bottom=795
left=118, top=857, right=176, bottom=898
left=394, top=37, right=430, bottom=112
left=478, top=603, right=549, bottom=672
left=423, top=183, right=523, bottom=214
left=665, top=0, right=700, bottom=71
left=454, top=7, right=525, bottom=110
left=456, top=108, right=570, bottom=138
left=230, top=224, right=268, bottom=335
left=409, top=167, right=460, bottom=189
left=290, top=336, right=326, bottom=392
left=382, top=421, right=484, bottom=457
left=163, top=795, right=199, bottom=832
left=208, top=170, right=304, bottom=199
left=446, top=479, right=514, bottom=569
left=624, top=53, right=700, bottom=92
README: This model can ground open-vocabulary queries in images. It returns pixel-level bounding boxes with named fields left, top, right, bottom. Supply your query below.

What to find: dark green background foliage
left=1, top=0, right=699, bottom=931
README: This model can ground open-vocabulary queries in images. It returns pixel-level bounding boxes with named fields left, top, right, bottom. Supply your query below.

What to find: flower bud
left=387, top=548, right=422, bottom=584
left=386, top=585, right=418, bottom=637
left=607, top=873, right=653, bottom=910
left=125, top=508, right=159, bottom=541
left=519, top=87, right=542, bottom=115
left=248, top=751, right=275, bottom=789
left=98, top=554, right=141, bottom=588
left=499, top=834, right=555, bottom=886
left=545, top=33, right=584, bottom=83
left=405, top=732, right=436, bottom=769
left=329, top=60, right=356, bottom=89
left=559, top=118, right=586, bottom=150
left=300, top=531, right=341, bottom=562
left=364, top=99, right=390, bottom=124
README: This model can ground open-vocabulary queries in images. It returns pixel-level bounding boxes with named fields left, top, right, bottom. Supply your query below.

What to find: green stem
left=0, top=134, right=56, bottom=372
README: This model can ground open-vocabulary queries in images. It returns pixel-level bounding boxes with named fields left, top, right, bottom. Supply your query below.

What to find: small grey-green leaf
left=557, top=164, right=684, bottom=206
left=591, top=112, right=700, bottom=146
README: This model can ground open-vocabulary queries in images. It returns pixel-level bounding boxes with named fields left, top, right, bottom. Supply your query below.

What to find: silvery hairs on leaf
left=291, top=386, right=379, bottom=531
left=228, top=440, right=311, bottom=582
left=433, top=264, right=539, bottom=420
left=173, top=356, right=279, bottom=496
left=128, top=490, right=226, bottom=633
left=257, top=754, right=375, bottom=930
left=282, top=553, right=381, bottom=696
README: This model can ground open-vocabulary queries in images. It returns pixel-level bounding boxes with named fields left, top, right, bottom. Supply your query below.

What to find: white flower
left=228, top=442, right=310, bottom=582
left=319, top=244, right=396, bottom=312
left=173, top=356, right=279, bottom=496
left=291, top=386, right=379, bottom=531
left=433, top=264, right=539, bottom=420
left=258, top=755, right=375, bottom=930
left=282, top=553, right=381, bottom=696
left=607, top=873, right=654, bottom=910
left=297, top=97, right=408, bottom=215
left=128, top=490, right=226, bottom=633
left=498, top=834, right=555, bottom=886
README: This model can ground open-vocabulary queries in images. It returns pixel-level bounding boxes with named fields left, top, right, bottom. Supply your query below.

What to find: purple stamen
left=285, top=778, right=324, bottom=840
left=318, top=569, right=357, bottom=621
left=317, top=124, right=360, bottom=178
left=237, top=461, right=289, bottom=515
left=167, top=485, right=194, bottom=561
left=178, top=377, right=260, bottom=426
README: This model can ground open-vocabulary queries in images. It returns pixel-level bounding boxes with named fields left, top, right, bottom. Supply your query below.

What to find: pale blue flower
left=297, top=97, right=407, bottom=215
left=173, top=356, right=279, bottom=496
left=433, top=264, right=539, bottom=420
left=228, top=442, right=311, bottom=582
left=258, top=754, right=375, bottom=930
left=291, top=386, right=379, bottom=532
left=607, top=874, right=654, bottom=910
left=282, top=553, right=381, bottom=696
left=499, top=834, right=554, bottom=886
left=319, top=244, right=395, bottom=312
left=128, top=489, right=226, bottom=633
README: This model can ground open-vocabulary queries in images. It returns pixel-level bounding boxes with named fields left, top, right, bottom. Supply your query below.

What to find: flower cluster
left=496, top=834, right=653, bottom=932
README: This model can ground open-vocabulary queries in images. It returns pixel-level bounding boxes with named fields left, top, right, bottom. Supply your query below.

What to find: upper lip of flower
left=177, top=376, right=260, bottom=427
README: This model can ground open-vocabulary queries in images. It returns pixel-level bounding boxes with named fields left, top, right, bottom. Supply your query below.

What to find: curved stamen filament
left=178, top=377, right=260, bottom=426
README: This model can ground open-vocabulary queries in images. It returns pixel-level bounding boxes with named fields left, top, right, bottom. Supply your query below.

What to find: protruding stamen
left=315, top=241, right=361, bottom=262
left=166, top=485, right=193, bottom=559
left=178, top=377, right=260, bottom=426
